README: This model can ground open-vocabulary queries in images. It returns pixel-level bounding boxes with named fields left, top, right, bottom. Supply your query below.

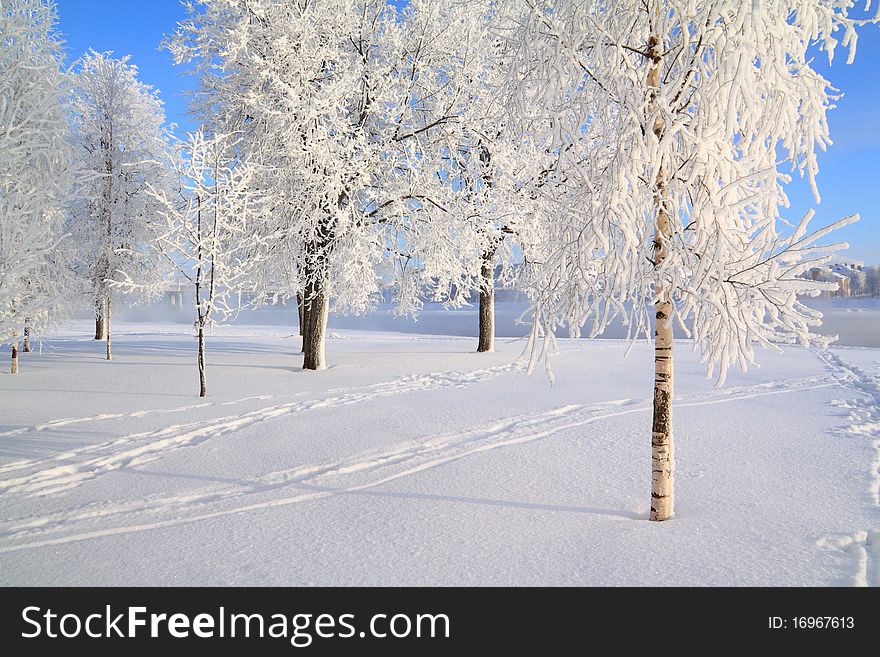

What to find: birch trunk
left=477, top=257, right=495, bottom=353
left=23, top=318, right=31, bottom=353
left=302, top=280, right=329, bottom=371
left=105, top=292, right=113, bottom=361
left=10, top=334, right=18, bottom=374
left=651, top=292, right=674, bottom=521
left=197, top=322, right=207, bottom=397
left=94, top=298, right=105, bottom=340
left=648, top=34, right=674, bottom=521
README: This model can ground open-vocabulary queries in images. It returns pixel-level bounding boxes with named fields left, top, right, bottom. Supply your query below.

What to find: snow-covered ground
left=1, top=321, right=878, bottom=586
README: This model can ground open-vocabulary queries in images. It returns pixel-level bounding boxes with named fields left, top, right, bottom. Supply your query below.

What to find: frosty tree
left=0, top=0, right=74, bottom=373
left=68, top=50, right=169, bottom=360
left=167, top=0, right=494, bottom=370
left=501, top=0, right=872, bottom=520
left=437, top=126, right=552, bottom=354
left=431, top=2, right=551, bottom=354
left=117, top=131, right=273, bottom=397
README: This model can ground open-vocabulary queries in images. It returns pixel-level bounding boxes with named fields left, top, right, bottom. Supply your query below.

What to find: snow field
left=0, top=323, right=878, bottom=585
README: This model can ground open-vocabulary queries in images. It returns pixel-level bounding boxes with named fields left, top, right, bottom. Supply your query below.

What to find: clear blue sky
left=56, top=0, right=880, bottom=264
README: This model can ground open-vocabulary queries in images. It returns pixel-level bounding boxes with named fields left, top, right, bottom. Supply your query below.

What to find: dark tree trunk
left=300, top=219, right=333, bottom=369
left=94, top=298, right=105, bottom=340
left=95, top=313, right=105, bottom=340
left=105, top=292, right=112, bottom=361
left=477, top=257, right=495, bottom=353
left=302, top=280, right=328, bottom=371
left=23, top=318, right=31, bottom=353
left=11, top=340, right=18, bottom=374
left=197, top=323, right=206, bottom=397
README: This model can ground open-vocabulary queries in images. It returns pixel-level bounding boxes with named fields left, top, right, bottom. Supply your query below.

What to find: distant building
left=807, top=261, right=869, bottom=298
left=808, top=268, right=848, bottom=298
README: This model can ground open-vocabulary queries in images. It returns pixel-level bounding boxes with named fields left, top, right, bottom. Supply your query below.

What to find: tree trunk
left=301, top=300, right=311, bottom=356
left=94, top=298, right=105, bottom=340
left=648, top=34, right=674, bottom=522
left=302, top=281, right=328, bottom=371
left=477, top=257, right=495, bottom=353
left=651, top=295, right=674, bottom=521
left=105, top=292, right=113, bottom=361
left=197, top=322, right=207, bottom=397
left=297, top=292, right=305, bottom=353
left=23, top=318, right=31, bottom=353
left=10, top=335, right=18, bottom=374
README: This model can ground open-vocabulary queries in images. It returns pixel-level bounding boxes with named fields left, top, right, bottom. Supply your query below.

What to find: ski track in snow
left=0, top=372, right=837, bottom=553
left=0, top=360, right=525, bottom=497
left=0, top=395, right=277, bottom=442
left=0, top=394, right=282, bottom=477
left=815, top=349, right=880, bottom=586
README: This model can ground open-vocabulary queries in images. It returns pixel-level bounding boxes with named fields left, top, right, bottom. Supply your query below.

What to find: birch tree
left=117, top=131, right=273, bottom=396
left=0, top=0, right=74, bottom=373
left=500, top=0, right=873, bottom=520
left=68, top=50, right=169, bottom=360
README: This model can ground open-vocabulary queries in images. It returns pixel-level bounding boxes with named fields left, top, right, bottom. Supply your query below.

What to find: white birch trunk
left=648, top=33, right=674, bottom=522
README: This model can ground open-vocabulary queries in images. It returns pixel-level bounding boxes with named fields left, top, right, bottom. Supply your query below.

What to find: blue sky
left=56, top=0, right=880, bottom=264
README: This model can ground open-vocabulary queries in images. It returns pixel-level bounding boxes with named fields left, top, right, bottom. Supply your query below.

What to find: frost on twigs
left=113, top=130, right=276, bottom=394
left=114, top=131, right=275, bottom=325
left=495, top=0, right=870, bottom=384
left=163, top=0, right=531, bottom=343
left=67, top=50, right=172, bottom=322
left=0, top=0, right=75, bottom=344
